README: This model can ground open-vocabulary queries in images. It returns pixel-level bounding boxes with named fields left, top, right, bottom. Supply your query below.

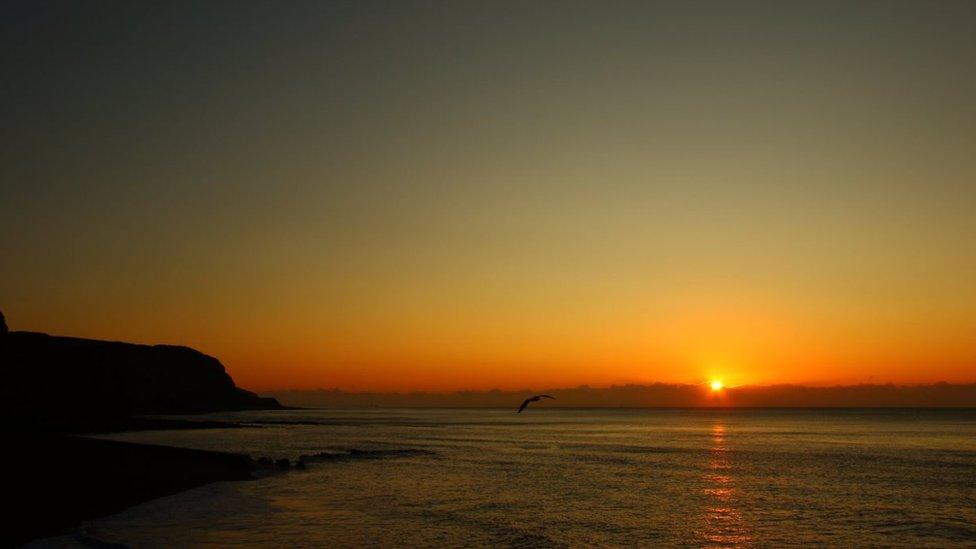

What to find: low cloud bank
left=267, top=382, right=976, bottom=409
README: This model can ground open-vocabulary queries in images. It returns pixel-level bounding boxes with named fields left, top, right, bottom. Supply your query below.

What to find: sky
left=2, top=1, right=975, bottom=392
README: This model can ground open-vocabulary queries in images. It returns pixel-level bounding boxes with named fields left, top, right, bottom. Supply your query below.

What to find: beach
left=8, top=432, right=255, bottom=545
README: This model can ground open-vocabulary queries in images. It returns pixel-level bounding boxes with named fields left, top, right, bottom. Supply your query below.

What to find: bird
left=517, top=394, right=555, bottom=413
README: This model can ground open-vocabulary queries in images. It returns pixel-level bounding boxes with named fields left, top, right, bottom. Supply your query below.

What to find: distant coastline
left=266, top=382, right=976, bottom=409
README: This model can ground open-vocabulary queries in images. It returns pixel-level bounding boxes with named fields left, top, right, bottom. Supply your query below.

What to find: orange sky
left=3, top=3, right=975, bottom=392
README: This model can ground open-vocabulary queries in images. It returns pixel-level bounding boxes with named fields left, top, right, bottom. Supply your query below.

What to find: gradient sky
left=3, top=1, right=975, bottom=391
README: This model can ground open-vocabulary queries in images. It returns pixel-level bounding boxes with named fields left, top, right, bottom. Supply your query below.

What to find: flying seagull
left=517, top=394, right=555, bottom=413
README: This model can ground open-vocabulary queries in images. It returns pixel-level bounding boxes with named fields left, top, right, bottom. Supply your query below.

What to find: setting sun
left=710, top=380, right=725, bottom=392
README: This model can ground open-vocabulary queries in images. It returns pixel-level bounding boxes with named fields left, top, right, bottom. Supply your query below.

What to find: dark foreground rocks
left=4, top=435, right=255, bottom=546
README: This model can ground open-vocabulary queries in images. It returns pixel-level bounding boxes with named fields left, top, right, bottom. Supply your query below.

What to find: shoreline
left=7, top=434, right=256, bottom=546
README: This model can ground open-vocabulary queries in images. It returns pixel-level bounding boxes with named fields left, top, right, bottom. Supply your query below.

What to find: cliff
left=0, top=330, right=281, bottom=432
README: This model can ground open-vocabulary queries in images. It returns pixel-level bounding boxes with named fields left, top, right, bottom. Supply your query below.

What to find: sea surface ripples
left=72, top=408, right=976, bottom=547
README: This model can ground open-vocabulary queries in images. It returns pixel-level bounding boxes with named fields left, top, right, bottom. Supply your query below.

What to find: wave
left=298, top=448, right=437, bottom=462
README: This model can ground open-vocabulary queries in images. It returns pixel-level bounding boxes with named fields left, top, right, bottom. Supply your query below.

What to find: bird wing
left=517, top=398, right=532, bottom=413
left=539, top=395, right=555, bottom=400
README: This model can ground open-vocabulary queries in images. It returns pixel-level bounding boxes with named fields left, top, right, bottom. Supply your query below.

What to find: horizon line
left=264, top=380, right=976, bottom=395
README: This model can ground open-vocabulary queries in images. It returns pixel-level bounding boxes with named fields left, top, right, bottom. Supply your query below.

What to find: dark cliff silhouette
left=1, top=317, right=280, bottom=432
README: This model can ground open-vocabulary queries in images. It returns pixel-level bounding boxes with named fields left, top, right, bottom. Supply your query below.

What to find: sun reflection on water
left=701, top=422, right=753, bottom=547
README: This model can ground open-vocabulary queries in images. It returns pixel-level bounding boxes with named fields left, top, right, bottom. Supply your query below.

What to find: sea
left=41, top=408, right=976, bottom=547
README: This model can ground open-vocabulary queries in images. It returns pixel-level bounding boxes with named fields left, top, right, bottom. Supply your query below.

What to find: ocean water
left=75, top=409, right=976, bottom=547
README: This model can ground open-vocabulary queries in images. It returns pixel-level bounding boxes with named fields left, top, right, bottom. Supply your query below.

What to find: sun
left=710, top=379, right=724, bottom=392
